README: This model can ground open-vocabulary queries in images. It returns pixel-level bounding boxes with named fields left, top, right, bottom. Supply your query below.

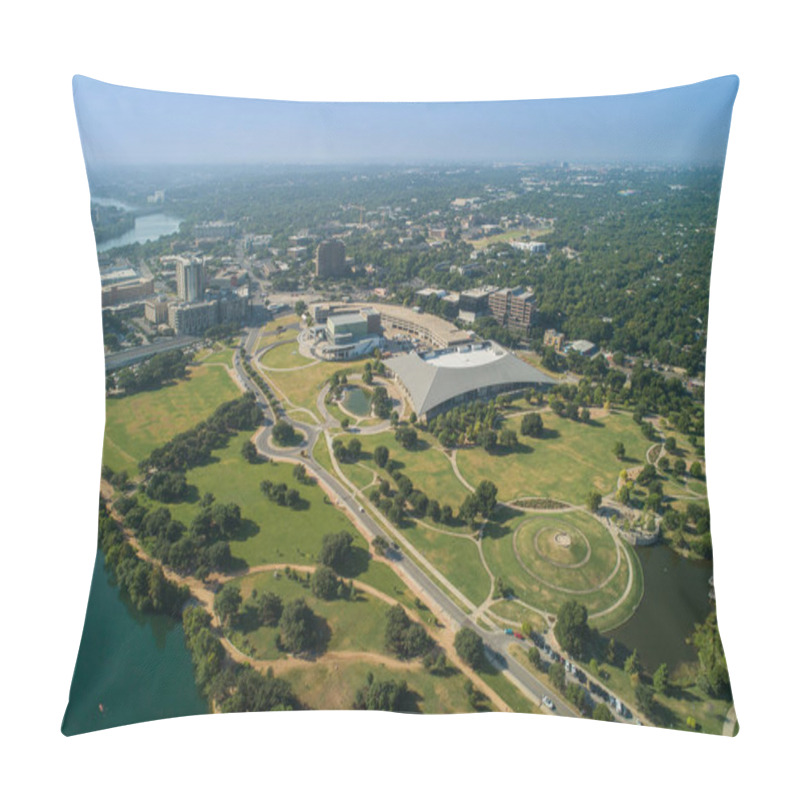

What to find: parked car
left=504, top=628, right=513, bottom=636
left=542, top=696, right=555, bottom=711
left=514, top=632, right=524, bottom=640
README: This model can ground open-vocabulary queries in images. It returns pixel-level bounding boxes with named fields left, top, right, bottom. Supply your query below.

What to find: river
left=61, top=550, right=208, bottom=736
left=609, top=544, right=714, bottom=673
left=94, top=197, right=182, bottom=252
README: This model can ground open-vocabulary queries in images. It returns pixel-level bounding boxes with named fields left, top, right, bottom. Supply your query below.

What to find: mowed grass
left=197, top=346, right=235, bottom=367
left=158, top=432, right=391, bottom=598
left=401, top=521, right=491, bottom=607
left=456, top=409, right=650, bottom=505
left=487, top=600, right=548, bottom=632
left=263, top=358, right=369, bottom=417
left=102, top=364, right=242, bottom=474
left=340, top=429, right=469, bottom=510
left=513, top=513, right=618, bottom=592
left=259, top=341, right=315, bottom=369
left=227, top=570, right=390, bottom=660
left=280, top=658, right=477, bottom=713
left=482, top=507, right=632, bottom=618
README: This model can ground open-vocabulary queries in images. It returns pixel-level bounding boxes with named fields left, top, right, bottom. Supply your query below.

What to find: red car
left=514, top=632, right=524, bottom=640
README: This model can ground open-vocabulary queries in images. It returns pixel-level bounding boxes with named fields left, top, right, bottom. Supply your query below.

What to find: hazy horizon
left=74, top=75, right=739, bottom=170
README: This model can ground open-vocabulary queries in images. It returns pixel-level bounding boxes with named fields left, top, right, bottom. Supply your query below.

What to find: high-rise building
left=177, top=260, right=206, bottom=302
left=489, top=287, right=537, bottom=332
left=315, top=240, right=347, bottom=277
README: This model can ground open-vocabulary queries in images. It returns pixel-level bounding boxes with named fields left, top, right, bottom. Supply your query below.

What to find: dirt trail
left=100, top=483, right=511, bottom=712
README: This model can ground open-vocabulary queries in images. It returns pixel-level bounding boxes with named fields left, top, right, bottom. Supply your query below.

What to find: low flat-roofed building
left=101, top=277, right=154, bottom=307
left=387, top=341, right=555, bottom=421
left=567, top=339, right=598, bottom=357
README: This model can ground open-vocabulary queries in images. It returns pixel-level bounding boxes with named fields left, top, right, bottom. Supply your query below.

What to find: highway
left=105, top=335, right=199, bottom=371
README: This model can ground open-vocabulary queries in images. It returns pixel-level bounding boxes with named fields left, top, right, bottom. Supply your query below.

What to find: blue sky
left=73, top=75, right=738, bottom=167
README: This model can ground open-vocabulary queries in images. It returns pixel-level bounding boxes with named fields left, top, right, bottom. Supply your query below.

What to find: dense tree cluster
left=259, top=479, right=301, bottom=508
left=141, top=394, right=262, bottom=473
left=318, top=531, right=355, bottom=572
left=384, top=605, right=432, bottom=660
left=122, top=495, right=238, bottom=577
left=353, top=673, right=408, bottom=711
left=278, top=597, right=318, bottom=654
left=454, top=627, right=484, bottom=669
left=183, top=607, right=298, bottom=712
left=98, top=500, right=189, bottom=617
left=690, top=611, right=731, bottom=698
left=114, top=350, right=193, bottom=395
left=554, top=600, right=592, bottom=659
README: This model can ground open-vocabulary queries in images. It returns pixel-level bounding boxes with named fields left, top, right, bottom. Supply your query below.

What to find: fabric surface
left=63, top=75, right=738, bottom=735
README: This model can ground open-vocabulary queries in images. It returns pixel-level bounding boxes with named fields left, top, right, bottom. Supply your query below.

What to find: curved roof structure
left=387, top=341, right=556, bottom=419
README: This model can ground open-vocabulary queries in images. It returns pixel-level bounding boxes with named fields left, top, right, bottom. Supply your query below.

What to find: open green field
left=197, top=346, right=235, bottom=367
left=102, top=364, right=242, bottom=474
left=262, top=357, right=368, bottom=417
left=149, top=432, right=396, bottom=600
left=401, top=521, right=491, bottom=607
left=280, top=658, right=478, bottom=713
left=227, top=570, right=390, bottom=660
left=456, top=409, right=650, bottom=505
left=259, top=341, right=315, bottom=369
left=482, top=507, right=634, bottom=620
left=470, top=227, right=552, bottom=251
left=513, top=512, right=618, bottom=593
left=339, top=429, right=469, bottom=510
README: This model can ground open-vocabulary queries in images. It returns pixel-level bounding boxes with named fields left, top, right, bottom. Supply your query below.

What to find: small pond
left=341, top=386, right=372, bottom=417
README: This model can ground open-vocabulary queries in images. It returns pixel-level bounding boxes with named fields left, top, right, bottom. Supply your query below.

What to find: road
left=231, top=325, right=582, bottom=719
left=105, top=335, right=199, bottom=371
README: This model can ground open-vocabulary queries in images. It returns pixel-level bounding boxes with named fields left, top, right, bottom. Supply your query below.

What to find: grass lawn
left=476, top=659, right=541, bottom=714
left=578, top=658, right=729, bottom=734
left=198, top=347, right=235, bottom=367
left=456, top=409, right=650, bottom=505
left=482, top=507, right=633, bottom=619
left=227, top=570, right=390, bottom=660
left=313, top=435, right=335, bottom=476
left=263, top=357, right=369, bottom=417
left=280, top=658, right=477, bottom=713
left=260, top=341, right=316, bottom=369
left=487, top=600, right=548, bottom=632
left=470, top=227, right=552, bottom=250
left=102, top=364, right=242, bottom=474
left=338, top=429, right=469, bottom=510
left=401, top=521, right=491, bottom=607
left=145, top=431, right=406, bottom=600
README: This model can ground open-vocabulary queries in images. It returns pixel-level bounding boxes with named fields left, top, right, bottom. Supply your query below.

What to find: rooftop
left=388, top=341, right=556, bottom=418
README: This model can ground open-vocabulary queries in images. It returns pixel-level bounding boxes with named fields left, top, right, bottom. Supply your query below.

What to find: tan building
left=101, top=278, right=154, bottom=307
left=144, top=297, right=170, bottom=324
left=489, top=287, right=537, bottom=332
left=544, top=329, right=565, bottom=352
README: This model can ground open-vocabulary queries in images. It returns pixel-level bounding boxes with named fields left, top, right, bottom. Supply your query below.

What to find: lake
left=609, top=544, right=714, bottom=673
left=61, top=550, right=208, bottom=736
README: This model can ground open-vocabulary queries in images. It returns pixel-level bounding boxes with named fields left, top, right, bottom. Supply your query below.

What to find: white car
left=542, top=696, right=555, bottom=710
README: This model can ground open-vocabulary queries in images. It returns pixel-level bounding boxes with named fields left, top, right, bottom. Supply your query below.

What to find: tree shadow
left=336, top=546, right=371, bottom=579
left=227, top=555, right=249, bottom=574
left=231, top=518, right=260, bottom=542
left=398, top=688, right=423, bottom=714
left=291, top=497, right=311, bottom=512
left=538, top=428, right=561, bottom=440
